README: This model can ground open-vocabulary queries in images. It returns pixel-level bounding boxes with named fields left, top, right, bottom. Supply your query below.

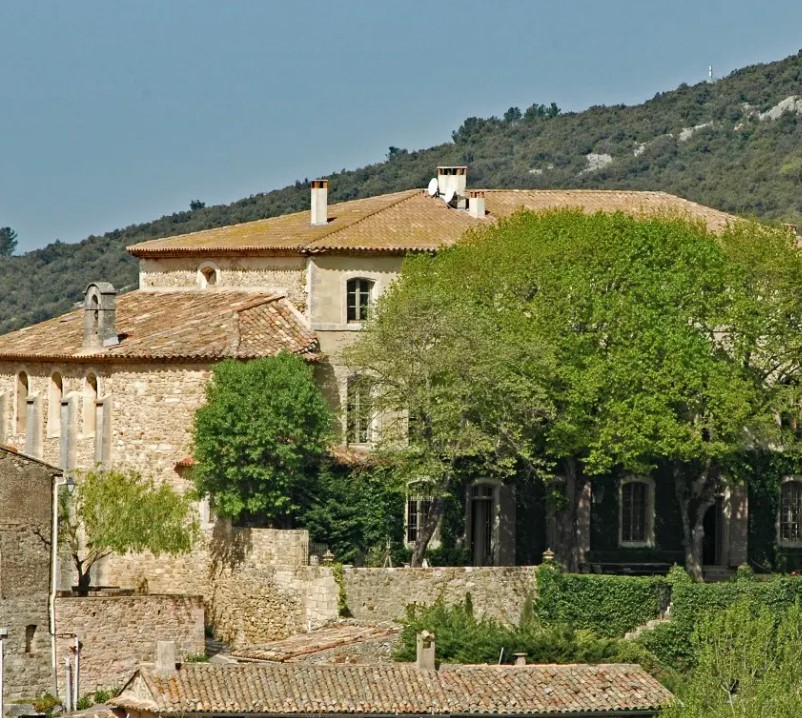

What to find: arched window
left=48, top=372, right=62, bottom=437
left=346, top=278, right=374, bottom=323
left=780, top=479, right=802, bottom=544
left=619, top=477, right=655, bottom=546
left=16, top=371, right=28, bottom=434
left=83, top=373, right=98, bottom=436
left=346, top=375, right=373, bottom=444
left=198, top=263, right=220, bottom=288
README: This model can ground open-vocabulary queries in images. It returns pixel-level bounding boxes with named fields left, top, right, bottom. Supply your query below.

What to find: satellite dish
left=427, top=178, right=439, bottom=196
left=443, top=188, right=456, bottom=205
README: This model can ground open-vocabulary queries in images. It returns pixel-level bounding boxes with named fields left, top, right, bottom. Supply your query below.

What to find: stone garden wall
left=343, top=566, right=538, bottom=624
left=55, top=594, right=204, bottom=695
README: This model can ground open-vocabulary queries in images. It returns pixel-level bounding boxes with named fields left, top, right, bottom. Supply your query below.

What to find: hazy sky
left=2, top=1, right=802, bottom=252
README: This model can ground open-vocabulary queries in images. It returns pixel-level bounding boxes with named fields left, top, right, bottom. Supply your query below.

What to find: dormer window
left=347, top=278, right=374, bottom=323
left=198, top=263, right=220, bottom=288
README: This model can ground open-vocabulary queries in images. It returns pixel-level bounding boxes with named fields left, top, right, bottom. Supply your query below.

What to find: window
left=346, top=375, right=373, bottom=444
left=83, top=373, right=98, bottom=436
left=346, top=278, right=374, bottom=323
left=48, top=372, right=62, bottom=437
left=407, top=497, right=433, bottom=544
left=16, top=371, right=28, bottom=434
left=780, top=479, right=802, bottom=544
left=619, top=477, right=654, bottom=546
left=197, top=262, right=220, bottom=288
left=25, top=625, right=36, bottom=654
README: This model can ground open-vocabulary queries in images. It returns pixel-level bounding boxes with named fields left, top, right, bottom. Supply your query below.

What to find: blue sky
left=2, top=1, right=802, bottom=252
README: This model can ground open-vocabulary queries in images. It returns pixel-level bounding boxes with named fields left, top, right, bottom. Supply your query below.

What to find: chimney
left=437, top=166, right=467, bottom=198
left=468, top=190, right=486, bottom=219
left=416, top=630, right=436, bottom=671
left=155, top=640, right=177, bottom=677
left=82, top=282, right=118, bottom=350
left=311, top=179, right=329, bottom=226
left=513, top=653, right=527, bottom=666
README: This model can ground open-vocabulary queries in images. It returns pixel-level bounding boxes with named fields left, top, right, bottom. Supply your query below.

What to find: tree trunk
left=411, top=496, right=446, bottom=567
left=551, top=458, right=586, bottom=573
left=76, top=567, right=92, bottom=597
left=674, top=462, right=718, bottom=581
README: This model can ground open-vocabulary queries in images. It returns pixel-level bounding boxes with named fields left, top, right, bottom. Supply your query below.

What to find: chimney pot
left=437, top=166, right=467, bottom=199
left=468, top=190, right=486, bottom=219
left=155, top=640, right=177, bottom=676
left=311, top=179, right=329, bottom=226
left=416, top=630, right=436, bottom=671
left=513, top=652, right=527, bottom=666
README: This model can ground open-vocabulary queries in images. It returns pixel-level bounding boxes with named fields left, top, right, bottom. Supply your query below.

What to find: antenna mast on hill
left=708, top=65, right=716, bottom=82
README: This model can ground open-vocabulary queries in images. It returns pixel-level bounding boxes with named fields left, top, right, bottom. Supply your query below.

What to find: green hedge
left=534, top=564, right=669, bottom=638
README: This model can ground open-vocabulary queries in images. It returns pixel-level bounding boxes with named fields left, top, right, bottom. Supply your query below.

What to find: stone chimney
left=468, top=190, right=486, bottom=219
left=311, top=179, right=329, bottom=226
left=82, top=282, right=118, bottom=350
left=155, top=640, right=177, bottom=677
left=416, top=630, right=436, bottom=671
left=437, top=166, right=467, bottom=198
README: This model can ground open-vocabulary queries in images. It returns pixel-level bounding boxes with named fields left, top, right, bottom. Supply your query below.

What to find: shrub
left=534, top=564, right=669, bottom=638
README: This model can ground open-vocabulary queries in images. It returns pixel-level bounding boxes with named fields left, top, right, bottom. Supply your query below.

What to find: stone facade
left=54, top=594, right=204, bottom=694
left=0, top=448, right=60, bottom=700
left=342, top=566, right=538, bottom=624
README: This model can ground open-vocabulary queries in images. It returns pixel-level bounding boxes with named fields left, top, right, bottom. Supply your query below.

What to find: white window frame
left=778, top=476, right=802, bottom=547
left=345, top=374, right=374, bottom=446
left=405, top=479, right=440, bottom=549
left=345, top=277, right=375, bottom=324
left=618, top=476, right=655, bottom=548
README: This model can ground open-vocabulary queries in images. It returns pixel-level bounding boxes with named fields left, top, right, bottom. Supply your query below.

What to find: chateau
left=0, top=168, right=760, bottom=585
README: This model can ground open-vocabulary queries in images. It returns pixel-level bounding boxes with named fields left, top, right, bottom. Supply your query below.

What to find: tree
left=344, top=252, right=552, bottom=566
left=61, top=469, right=197, bottom=595
left=665, top=599, right=802, bottom=717
left=189, top=199, right=206, bottom=210
left=0, top=227, right=18, bottom=257
left=191, top=354, right=333, bottom=526
left=348, top=210, right=802, bottom=575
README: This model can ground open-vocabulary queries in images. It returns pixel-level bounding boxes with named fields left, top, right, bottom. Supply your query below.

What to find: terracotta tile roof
left=0, top=290, right=317, bottom=363
left=112, top=662, right=673, bottom=716
left=128, top=188, right=737, bottom=258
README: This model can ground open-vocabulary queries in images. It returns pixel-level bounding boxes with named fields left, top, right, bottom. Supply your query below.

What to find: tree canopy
left=347, top=209, right=802, bottom=574
left=0, top=227, right=17, bottom=257
left=191, top=354, right=333, bottom=525
left=62, top=468, right=197, bottom=595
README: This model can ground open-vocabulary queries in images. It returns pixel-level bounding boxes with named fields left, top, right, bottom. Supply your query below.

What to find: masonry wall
left=54, top=595, right=204, bottom=694
left=138, top=256, right=307, bottom=309
left=342, top=566, right=538, bottom=624
left=0, top=450, right=58, bottom=700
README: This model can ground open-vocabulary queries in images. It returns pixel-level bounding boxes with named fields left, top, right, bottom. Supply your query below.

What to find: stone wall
left=0, top=448, right=59, bottom=700
left=138, top=256, right=307, bottom=309
left=343, top=566, right=538, bottom=624
left=54, top=594, right=204, bottom=695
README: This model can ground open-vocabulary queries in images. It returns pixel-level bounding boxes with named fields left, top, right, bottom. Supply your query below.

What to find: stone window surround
left=404, top=479, right=441, bottom=549
left=47, top=371, right=63, bottom=438
left=618, top=476, right=656, bottom=548
left=464, top=478, right=504, bottom=566
left=15, top=368, right=28, bottom=435
left=82, top=372, right=100, bottom=439
left=345, top=276, right=375, bottom=325
left=778, top=476, right=802, bottom=547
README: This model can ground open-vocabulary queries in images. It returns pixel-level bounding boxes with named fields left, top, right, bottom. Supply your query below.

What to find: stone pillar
left=94, top=397, right=112, bottom=467
left=0, top=391, right=7, bottom=445
left=60, top=393, right=79, bottom=471
left=24, top=393, right=42, bottom=457
left=727, top=485, right=749, bottom=567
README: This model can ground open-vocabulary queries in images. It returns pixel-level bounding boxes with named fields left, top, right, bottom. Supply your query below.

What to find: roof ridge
left=301, top=189, right=421, bottom=250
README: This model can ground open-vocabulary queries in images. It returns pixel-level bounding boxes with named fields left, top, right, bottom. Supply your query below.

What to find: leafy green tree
left=191, top=354, right=333, bottom=526
left=664, top=600, right=802, bottom=717
left=0, top=227, right=18, bottom=257
left=61, top=469, right=197, bottom=595
left=189, top=199, right=206, bottom=210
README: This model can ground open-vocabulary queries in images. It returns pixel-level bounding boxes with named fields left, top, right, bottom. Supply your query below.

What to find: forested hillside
left=2, top=49, right=802, bottom=335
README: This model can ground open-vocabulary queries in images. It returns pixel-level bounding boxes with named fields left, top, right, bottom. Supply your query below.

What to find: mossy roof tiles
left=127, top=188, right=736, bottom=258
left=112, top=662, right=673, bottom=716
left=0, top=290, right=317, bottom=363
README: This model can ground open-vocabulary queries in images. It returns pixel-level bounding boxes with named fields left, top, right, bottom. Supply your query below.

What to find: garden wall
left=54, top=594, right=204, bottom=695
left=343, top=566, right=538, bottom=623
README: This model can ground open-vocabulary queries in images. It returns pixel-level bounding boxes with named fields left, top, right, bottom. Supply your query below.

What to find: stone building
left=0, top=446, right=61, bottom=700
left=0, top=168, right=757, bottom=584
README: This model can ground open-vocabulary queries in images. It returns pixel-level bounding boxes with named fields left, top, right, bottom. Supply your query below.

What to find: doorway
left=702, top=498, right=723, bottom=566
left=470, top=484, right=495, bottom=566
